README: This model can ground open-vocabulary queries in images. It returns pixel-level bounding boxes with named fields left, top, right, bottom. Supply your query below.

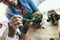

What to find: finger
left=11, top=17, right=22, bottom=22
left=14, top=18, right=22, bottom=21
left=10, top=18, right=23, bottom=23
left=13, top=21, right=22, bottom=25
left=9, top=20, right=22, bottom=26
left=10, top=15, right=23, bottom=20
left=8, top=22, right=22, bottom=30
left=9, top=22, right=20, bottom=30
left=9, top=19, right=23, bottom=28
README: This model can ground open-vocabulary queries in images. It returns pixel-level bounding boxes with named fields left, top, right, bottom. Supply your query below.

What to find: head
left=0, top=0, right=18, bottom=6
left=8, top=0, right=18, bottom=6
left=50, top=38, right=54, bottom=40
left=49, top=10, right=56, bottom=15
left=0, top=0, right=4, bottom=2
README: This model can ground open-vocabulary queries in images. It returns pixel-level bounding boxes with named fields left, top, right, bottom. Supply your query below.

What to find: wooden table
left=0, top=19, right=59, bottom=40
left=0, top=21, right=59, bottom=40
left=25, top=22, right=59, bottom=40
left=25, top=12, right=59, bottom=40
left=58, top=20, right=60, bottom=37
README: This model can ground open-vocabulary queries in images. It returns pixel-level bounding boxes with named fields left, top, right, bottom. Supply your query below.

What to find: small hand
left=8, top=15, right=23, bottom=37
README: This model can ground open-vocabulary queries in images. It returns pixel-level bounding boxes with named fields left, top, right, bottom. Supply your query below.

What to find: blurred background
left=33, top=0, right=60, bottom=13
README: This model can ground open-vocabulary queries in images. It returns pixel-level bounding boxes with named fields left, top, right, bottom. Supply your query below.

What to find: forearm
left=8, top=23, right=16, bottom=38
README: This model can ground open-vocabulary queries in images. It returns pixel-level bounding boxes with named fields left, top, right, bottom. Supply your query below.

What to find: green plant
left=32, top=13, right=43, bottom=23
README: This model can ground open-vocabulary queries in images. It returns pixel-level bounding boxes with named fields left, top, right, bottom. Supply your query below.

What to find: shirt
left=7, top=0, right=39, bottom=19
left=6, top=35, right=19, bottom=40
left=0, top=2, right=8, bottom=36
left=19, top=0, right=39, bottom=13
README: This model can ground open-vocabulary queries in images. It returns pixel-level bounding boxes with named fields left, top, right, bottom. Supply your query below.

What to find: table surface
left=25, top=13, right=59, bottom=40
left=0, top=13, right=60, bottom=40
left=26, top=24, right=59, bottom=40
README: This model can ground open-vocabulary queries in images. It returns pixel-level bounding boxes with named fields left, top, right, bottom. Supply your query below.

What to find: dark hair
left=10, top=0, right=22, bottom=9
left=0, top=0, right=6, bottom=2
left=48, top=10, right=56, bottom=13
left=18, top=0, right=22, bottom=9
left=0, top=0, right=3, bottom=2
left=50, top=38, right=54, bottom=40
left=50, top=10, right=55, bottom=12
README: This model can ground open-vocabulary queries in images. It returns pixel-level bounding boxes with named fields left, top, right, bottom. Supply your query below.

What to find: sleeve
left=6, top=36, right=14, bottom=40
left=7, top=8, right=15, bottom=19
left=6, top=36, right=19, bottom=40
left=7, top=7, right=23, bottom=19
left=27, top=0, right=39, bottom=13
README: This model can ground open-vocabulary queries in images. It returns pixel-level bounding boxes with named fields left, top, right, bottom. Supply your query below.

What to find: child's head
left=50, top=38, right=54, bottom=40
left=48, top=10, right=56, bottom=15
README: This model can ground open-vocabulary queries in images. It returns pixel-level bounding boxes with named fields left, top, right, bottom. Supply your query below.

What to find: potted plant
left=32, top=12, right=43, bottom=28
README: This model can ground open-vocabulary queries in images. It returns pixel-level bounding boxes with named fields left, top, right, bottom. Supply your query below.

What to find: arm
left=27, top=0, right=39, bottom=13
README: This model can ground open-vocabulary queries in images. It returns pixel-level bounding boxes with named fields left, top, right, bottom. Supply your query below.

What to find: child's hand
left=8, top=15, right=23, bottom=37
left=40, top=21, right=45, bottom=25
